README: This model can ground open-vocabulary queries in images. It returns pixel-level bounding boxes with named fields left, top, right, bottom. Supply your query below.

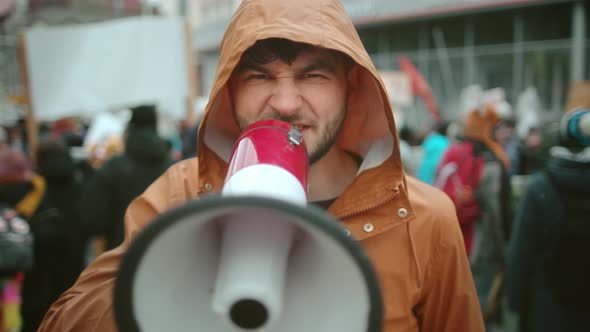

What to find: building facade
left=192, top=0, right=588, bottom=128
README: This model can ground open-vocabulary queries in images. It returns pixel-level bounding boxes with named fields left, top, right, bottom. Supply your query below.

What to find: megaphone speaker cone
left=114, top=196, right=383, bottom=332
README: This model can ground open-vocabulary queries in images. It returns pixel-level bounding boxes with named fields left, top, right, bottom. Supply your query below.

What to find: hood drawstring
left=407, top=221, right=422, bottom=289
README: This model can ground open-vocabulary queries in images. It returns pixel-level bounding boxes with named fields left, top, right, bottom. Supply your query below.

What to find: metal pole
left=551, top=62, right=563, bottom=114
left=571, top=0, right=587, bottom=82
left=418, top=27, right=429, bottom=77
left=17, top=32, right=38, bottom=165
left=416, top=27, right=430, bottom=128
left=377, top=28, right=390, bottom=69
left=184, top=21, right=197, bottom=124
left=464, top=19, right=475, bottom=86
left=513, top=14, right=524, bottom=102
left=432, top=26, right=457, bottom=103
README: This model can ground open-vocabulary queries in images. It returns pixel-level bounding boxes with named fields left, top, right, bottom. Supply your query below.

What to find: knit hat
left=561, top=81, right=590, bottom=147
left=128, top=105, right=158, bottom=131
left=564, top=81, right=590, bottom=112
left=51, top=117, right=78, bottom=138
left=0, top=149, right=32, bottom=184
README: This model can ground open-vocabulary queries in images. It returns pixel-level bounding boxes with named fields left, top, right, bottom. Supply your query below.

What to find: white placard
left=25, top=16, right=188, bottom=122
left=379, top=71, right=412, bottom=107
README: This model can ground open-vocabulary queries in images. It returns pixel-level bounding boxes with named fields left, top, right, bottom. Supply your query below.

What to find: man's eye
left=305, top=73, right=326, bottom=78
left=304, top=73, right=328, bottom=80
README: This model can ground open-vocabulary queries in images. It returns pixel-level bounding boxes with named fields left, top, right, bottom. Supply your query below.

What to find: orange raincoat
left=38, top=1, right=484, bottom=331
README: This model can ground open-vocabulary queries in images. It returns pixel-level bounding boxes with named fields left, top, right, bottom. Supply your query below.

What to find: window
left=428, top=16, right=466, bottom=49
left=473, top=11, right=513, bottom=46
left=520, top=3, right=571, bottom=41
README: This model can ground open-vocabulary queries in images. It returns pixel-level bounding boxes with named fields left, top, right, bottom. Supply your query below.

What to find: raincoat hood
left=197, top=0, right=401, bottom=201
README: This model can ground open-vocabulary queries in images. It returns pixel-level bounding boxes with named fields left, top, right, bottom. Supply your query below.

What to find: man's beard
left=234, top=108, right=347, bottom=165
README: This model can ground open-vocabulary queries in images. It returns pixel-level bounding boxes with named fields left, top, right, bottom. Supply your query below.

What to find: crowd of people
left=0, top=105, right=199, bottom=332
left=400, top=81, right=590, bottom=331
left=0, top=0, right=588, bottom=331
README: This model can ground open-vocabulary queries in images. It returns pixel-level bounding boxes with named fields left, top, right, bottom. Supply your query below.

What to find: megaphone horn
left=114, top=119, right=383, bottom=332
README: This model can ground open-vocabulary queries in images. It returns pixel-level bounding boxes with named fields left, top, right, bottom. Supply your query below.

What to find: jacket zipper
left=336, top=186, right=401, bottom=220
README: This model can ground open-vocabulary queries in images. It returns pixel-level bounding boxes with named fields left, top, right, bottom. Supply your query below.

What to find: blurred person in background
left=435, top=105, right=512, bottom=328
left=0, top=150, right=45, bottom=223
left=7, top=120, right=28, bottom=155
left=0, top=149, right=46, bottom=332
left=181, top=114, right=203, bottom=160
left=498, top=119, right=520, bottom=177
left=20, top=140, right=88, bottom=332
left=181, top=98, right=208, bottom=160
left=49, top=118, right=94, bottom=186
left=79, top=105, right=173, bottom=251
left=507, top=81, right=590, bottom=332
left=398, top=126, right=419, bottom=175
left=87, top=135, right=124, bottom=169
left=50, top=118, right=82, bottom=145
left=514, top=126, right=546, bottom=175
left=445, top=121, right=462, bottom=145
left=512, top=88, right=547, bottom=175
left=465, top=107, right=513, bottom=328
left=417, top=121, right=450, bottom=184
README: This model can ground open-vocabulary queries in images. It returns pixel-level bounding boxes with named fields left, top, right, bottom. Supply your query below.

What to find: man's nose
left=269, top=78, right=302, bottom=117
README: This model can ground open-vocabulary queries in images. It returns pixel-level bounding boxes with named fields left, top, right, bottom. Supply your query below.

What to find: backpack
left=0, top=203, right=34, bottom=275
left=434, top=141, right=484, bottom=255
left=543, top=171, right=590, bottom=311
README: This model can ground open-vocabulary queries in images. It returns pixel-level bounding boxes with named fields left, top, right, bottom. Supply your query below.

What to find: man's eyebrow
left=297, top=59, right=338, bottom=75
left=235, top=61, right=272, bottom=75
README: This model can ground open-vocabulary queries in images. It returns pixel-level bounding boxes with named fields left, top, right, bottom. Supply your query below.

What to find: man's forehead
left=238, top=45, right=343, bottom=70
left=290, top=47, right=340, bottom=62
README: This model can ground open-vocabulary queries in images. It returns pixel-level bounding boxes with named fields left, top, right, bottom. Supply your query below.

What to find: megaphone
left=114, top=119, right=383, bottom=332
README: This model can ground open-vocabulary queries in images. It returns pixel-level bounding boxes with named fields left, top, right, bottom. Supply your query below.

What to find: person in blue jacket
left=417, top=121, right=450, bottom=184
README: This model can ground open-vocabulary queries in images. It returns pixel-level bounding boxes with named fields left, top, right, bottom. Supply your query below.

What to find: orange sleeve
left=417, top=210, right=485, bottom=332
left=37, top=160, right=194, bottom=332
left=16, top=173, right=46, bottom=218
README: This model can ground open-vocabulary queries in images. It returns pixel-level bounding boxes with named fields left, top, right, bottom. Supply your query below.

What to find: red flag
left=398, top=55, right=441, bottom=122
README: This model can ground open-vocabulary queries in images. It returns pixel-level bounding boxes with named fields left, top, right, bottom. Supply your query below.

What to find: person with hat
left=79, top=105, right=173, bottom=251
left=19, top=139, right=92, bottom=332
left=507, top=81, right=590, bottom=332
left=435, top=104, right=513, bottom=327
left=0, top=148, right=45, bottom=332
left=0, top=149, right=45, bottom=220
